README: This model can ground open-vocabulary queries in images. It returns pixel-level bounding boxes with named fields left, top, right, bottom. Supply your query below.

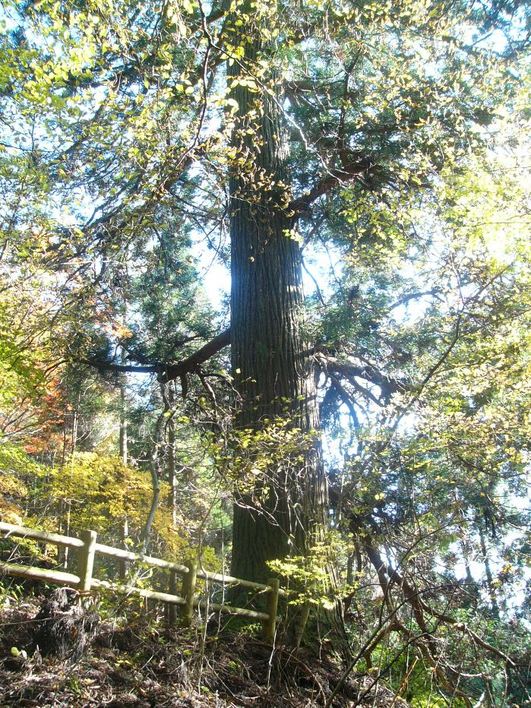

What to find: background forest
left=0, top=0, right=530, bottom=705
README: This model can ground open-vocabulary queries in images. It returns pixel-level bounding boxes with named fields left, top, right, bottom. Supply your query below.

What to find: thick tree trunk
left=228, top=17, right=327, bottom=585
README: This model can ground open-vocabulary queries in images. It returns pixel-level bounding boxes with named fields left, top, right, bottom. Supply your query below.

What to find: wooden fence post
left=263, top=577, right=280, bottom=643
left=180, top=559, right=198, bottom=627
left=294, top=602, right=311, bottom=649
left=78, top=530, right=97, bottom=592
left=168, top=569, right=178, bottom=626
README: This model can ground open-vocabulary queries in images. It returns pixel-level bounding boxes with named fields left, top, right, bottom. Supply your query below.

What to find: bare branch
left=163, top=328, right=230, bottom=382
left=85, top=329, right=231, bottom=381
left=317, top=352, right=407, bottom=401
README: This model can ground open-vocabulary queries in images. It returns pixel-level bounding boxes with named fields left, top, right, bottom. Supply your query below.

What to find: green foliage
left=0, top=444, right=43, bottom=523
left=0, top=0, right=529, bottom=703
left=214, top=417, right=317, bottom=496
left=49, top=453, right=154, bottom=532
left=269, top=533, right=351, bottom=610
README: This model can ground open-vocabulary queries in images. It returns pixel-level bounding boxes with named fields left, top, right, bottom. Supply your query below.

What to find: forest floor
left=0, top=594, right=407, bottom=707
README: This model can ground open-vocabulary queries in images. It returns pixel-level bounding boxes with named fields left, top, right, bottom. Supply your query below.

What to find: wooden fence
left=0, top=521, right=281, bottom=642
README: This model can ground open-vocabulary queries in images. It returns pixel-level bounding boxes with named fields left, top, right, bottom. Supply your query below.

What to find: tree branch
left=364, top=540, right=516, bottom=669
left=317, top=352, right=407, bottom=401
left=290, top=154, right=376, bottom=214
left=162, top=328, right=230, bottom=382
left=85, top=329, right=231, bottom=381
left=85, top=361, right=162, bottom=375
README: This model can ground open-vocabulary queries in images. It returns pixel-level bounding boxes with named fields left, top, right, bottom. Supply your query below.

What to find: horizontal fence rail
left=0, top=521, right=280, bottom=642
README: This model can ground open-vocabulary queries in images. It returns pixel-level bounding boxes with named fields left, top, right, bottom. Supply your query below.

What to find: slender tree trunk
left=63, top=404, right=78, bottom=569
left=228, top=9, right=327, bottom=585
left=167, top=382, right=178, bottom=526
left=119, top=376, right=128, bottom=466
left=479, top=526, right=499, bottom=618
left=118, top=361, right=129, bottom=578
left=141, top=382, right=167, bottom=554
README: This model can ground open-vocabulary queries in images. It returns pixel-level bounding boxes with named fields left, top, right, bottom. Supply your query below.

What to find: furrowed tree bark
left=227, top=7, right=327, bottom=587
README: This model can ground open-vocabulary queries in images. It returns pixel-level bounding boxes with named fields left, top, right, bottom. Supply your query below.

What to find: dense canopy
left=0, top=0, right=529, bottom=704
